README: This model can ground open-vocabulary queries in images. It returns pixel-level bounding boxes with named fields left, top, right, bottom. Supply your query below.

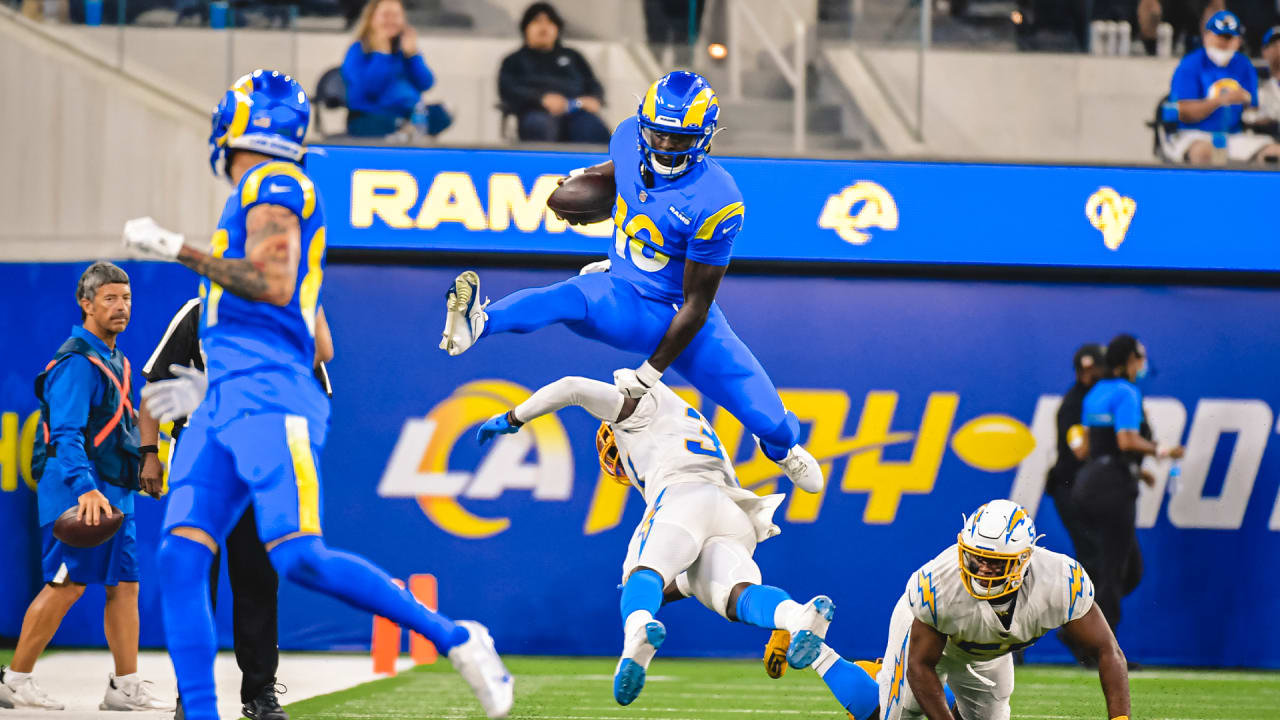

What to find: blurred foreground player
left=121, top=69, right=512, bottom=720
left=0, top=263, right=171, bottom=712
left=441, top=71, right=823, bottom=495
left=476, top=375, right=834, bottom=706
left=139, top=297, right=333, bottom=720
left=764, top=500, right=1132, bottom=720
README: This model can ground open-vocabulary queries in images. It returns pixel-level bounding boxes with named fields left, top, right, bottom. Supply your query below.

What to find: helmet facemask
left=596, top=422, right=630, bottom=485
left=639, top=125, right=707, bottom=179
left=957, top=542, right=1032, bottom=600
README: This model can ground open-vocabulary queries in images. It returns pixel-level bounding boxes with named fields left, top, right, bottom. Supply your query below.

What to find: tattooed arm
left=176, top=204, right=301, bottom=307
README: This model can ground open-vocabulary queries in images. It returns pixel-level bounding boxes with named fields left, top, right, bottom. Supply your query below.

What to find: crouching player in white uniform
left=766, top=500, right=1131, bottom=720
left=476, top=376, right=835, bottom=707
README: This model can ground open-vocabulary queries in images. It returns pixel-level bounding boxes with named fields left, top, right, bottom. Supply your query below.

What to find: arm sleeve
left=498, top=53, right=543, bottom=112
left=46, top=356, right=99, bottom=498
left=570, top=48, right=605, bottom=100
left=142, top=299, right=202, bottom=381
left=405, top=53, right=434, bottom=93
left=513, top=376, right=625, bottom=424
left=1170, top=58, right=1199, bottom=101
left=687, top=200, right=744, bottom=267
left=1114, top=384, right=1142, bottom=432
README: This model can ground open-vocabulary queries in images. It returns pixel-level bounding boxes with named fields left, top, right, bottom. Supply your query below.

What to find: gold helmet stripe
left=641, top=80, right=660, bottom=121
left=682, top=87, right=718, bottom=128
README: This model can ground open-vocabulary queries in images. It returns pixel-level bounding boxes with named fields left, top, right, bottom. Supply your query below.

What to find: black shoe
left=242, top=682, right=288, bottom=720
left=174, top=695, right=184, bottom=720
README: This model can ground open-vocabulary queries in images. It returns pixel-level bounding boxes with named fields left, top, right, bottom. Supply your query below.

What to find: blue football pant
left=482, top=272, right=800, bottom=452
left=160, top=411, right=466, bottom=720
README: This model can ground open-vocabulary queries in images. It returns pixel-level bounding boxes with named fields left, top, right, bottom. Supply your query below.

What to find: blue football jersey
left=200, top=159, right=328, bottom=421
left=607, top=115, right=745, bottom=304
left=1170, top=48, right=1258, bottom=133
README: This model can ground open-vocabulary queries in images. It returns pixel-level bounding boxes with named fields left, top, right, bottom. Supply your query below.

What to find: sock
left=158, top=535, right=218, bottom=720
left=818, top=656, right=880, bottom=720
left=734, top=585, right=793, bottom=629
left=5, top=669, right=30, bottom=682
left=481, top=281, right=588, bottom=338
left=812, top=644, right=840, bottom=674
left=269, top=536, right=468, bottom=653
left=619, top=569, right=664, bottom=632
left=759, top=411, right=800, bottom=461
left=114, top=672, right=139, bottom=690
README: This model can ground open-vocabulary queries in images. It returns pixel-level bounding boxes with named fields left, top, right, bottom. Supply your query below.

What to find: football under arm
left=176, top=203, right=301, bottom=307
left=510, top=376, right=635, bottom=425
left=1060, top=605, right=1130, bottom=718
left=646, top=260, right=727, bottom=372
left=905, top=619, right=956, bottom=720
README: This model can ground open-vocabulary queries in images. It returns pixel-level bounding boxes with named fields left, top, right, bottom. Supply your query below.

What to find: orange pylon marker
left=371, top=575, right=440, bottom=675
left=409, top=574, right=439, bottom=665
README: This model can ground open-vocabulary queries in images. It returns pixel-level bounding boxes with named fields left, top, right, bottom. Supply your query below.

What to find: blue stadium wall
left=3, top=260, right=1279, bottom=668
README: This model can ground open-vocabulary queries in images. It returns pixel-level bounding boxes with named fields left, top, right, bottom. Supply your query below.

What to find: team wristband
left=636, top=361, right=662, bottom=388
left=139, top=445, right=159, bottom=455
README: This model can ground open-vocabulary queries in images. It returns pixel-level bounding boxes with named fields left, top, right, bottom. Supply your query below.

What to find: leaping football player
left=122, top=70, right=512, bottom=720
left=763, top=499, right=1131, bottom=720
left=474, top=374, right=835, bottom=707
left=440, top=71, right=823, bottom=495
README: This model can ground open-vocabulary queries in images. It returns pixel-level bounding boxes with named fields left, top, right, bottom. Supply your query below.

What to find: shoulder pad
left=239, top=161, right=316, bottom=219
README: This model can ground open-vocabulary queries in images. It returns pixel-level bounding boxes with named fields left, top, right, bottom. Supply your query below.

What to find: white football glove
left=578, top=258, right=611, bottom=276
left=122, top=217, right=185, bottom=260
left=613, top=361, right=662, bottom=399
left=141, top=364, right=208, bottom=424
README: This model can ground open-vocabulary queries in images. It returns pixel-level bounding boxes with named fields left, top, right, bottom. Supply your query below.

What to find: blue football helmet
left=208, top=69, right=310, bottom=177
left=636, top=71, right=719, bottom=179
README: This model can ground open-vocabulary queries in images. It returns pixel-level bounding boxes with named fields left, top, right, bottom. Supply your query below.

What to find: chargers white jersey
left=905, top=545, right=1095, bottom=665
left=610, top=383, right=739, bottom=504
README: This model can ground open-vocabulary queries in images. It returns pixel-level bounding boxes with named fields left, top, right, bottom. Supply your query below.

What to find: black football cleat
left=243, top=682, right=288, bottom=720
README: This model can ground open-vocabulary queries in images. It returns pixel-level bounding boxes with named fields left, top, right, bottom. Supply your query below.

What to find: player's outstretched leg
left=732, top=584, right=835, bottom=668
left=614, top=568, right=667, bottom=706
left=157, top=534, right=220, bottom=720
left=810, top=645, right=882, bottom=720
left=268, top=536, right=513, bottom=718
left=441, top=271, right=602, bottom=356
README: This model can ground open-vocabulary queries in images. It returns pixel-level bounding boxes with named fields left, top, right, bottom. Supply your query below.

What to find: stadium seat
left=1147, top=93, right=1179, bottom=163
left=313, top=67, right=347, bottom=140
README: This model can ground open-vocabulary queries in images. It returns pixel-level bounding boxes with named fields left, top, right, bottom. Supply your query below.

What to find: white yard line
left=2, top=650, right=411, bottom=720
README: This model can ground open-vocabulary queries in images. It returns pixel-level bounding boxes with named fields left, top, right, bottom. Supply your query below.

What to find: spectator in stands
left=643, top=0, right=707, bottom=68
left=1257, top=27, right=1280, bottom=123
left=341, top=0, right=435, bottom=137
left=1167, top=10, right=1280, bottom=163
left=498, top=2, right=610, bottom=144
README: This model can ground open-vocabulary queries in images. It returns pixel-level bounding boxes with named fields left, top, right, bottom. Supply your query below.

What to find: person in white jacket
left=476, top=375, right=834, bottom=708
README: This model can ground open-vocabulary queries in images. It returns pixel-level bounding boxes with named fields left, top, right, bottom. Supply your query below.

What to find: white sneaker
left=772, top=443, right=825, bottom=493
left=612, top=617, right=665, bottom=706
left=100, top=673, right=175, bottom=711
left=447, top=621, right=513, bottom=719
left=784, top=595, right=836, bottom=669
left=439, top=271, right=489, bottom=356
left=0, top=667, right=65, bottom=710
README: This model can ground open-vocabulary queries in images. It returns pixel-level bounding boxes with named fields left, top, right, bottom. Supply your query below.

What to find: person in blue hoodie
left=1168, top=9, right=1280, bottom=163
left=341, top=0, right=435, bottom=137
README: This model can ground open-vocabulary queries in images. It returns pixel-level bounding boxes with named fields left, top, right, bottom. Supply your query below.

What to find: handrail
left=726, top=0, right=807, bottom=153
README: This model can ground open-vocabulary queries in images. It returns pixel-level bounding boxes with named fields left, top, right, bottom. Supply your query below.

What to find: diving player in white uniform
left=764, top=499, right=1132, bottom=720
left=476, top=376, right=835, bottom=707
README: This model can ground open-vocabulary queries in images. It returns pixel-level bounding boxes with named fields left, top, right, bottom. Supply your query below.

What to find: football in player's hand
left=53, top=505, right=124, bottom=548
left=547, top=172, right=616, bottom=225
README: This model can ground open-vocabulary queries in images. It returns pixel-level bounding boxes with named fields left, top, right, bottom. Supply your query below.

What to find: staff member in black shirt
left=1071, top=334, right=1182, bottom=642
left=139, top=299, right=333, bottom=720
left=498, top=2, right=610, bottom=144
left=1045, top=343, right=1105, bottom=555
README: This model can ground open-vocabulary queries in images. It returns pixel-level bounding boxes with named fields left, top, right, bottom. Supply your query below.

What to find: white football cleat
left=440, top=271, right=489, bottom=356
left=613, top=618, right=666, bottom=706
left=100, top=673, right=175, bottom=711
left=448, top=621, right=513, bottom=719
left=0, top=668, right=64, bottom=710
left=784, top=595, right=836, bottom=669
left=771, top=443, right=825, bottom=493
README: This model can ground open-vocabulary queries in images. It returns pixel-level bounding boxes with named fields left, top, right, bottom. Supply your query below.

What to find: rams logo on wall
left=817, top=181, right=899, bottom=245
left=1086, top=186, right=1137, bottom=251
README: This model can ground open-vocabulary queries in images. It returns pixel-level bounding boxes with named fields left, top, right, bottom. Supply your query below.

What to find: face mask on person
left=1206, top=45, right=1235, bottom=67
left=1135, top=361, right=1150, bottom=382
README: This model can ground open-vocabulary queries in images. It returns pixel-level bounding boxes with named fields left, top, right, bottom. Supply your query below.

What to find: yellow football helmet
left=957, top=499, right=1039, bottom=600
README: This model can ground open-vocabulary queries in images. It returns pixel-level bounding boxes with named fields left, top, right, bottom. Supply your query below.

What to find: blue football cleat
left=787, top=595, right=836, bottom=669
left=613, top=620, right=665, bottom=705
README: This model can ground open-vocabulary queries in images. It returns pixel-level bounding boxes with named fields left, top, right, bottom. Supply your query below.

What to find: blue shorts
left=41, top=513, right=138, bottom=586
left=163, top=407, right=326, bottom=546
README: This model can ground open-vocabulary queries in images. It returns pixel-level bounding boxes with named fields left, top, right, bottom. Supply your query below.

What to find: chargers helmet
left=208, top=69, right=310, bottom=177
left=596, top=422, right=630, bottom=485
left=636, top=71, right=719, bottom=179
left=956, top=499, right=1039, bottom=600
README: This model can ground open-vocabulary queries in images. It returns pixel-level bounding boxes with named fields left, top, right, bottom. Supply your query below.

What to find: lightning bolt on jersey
left=905, top=545, right=1095, bottom=665
left=200, top=160, right=328, bottom=423
left=607, top=115, right=745, bottom=305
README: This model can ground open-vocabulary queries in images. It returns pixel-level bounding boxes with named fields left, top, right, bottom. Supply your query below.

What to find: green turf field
left=284, top=656, right=1280, bottom=720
